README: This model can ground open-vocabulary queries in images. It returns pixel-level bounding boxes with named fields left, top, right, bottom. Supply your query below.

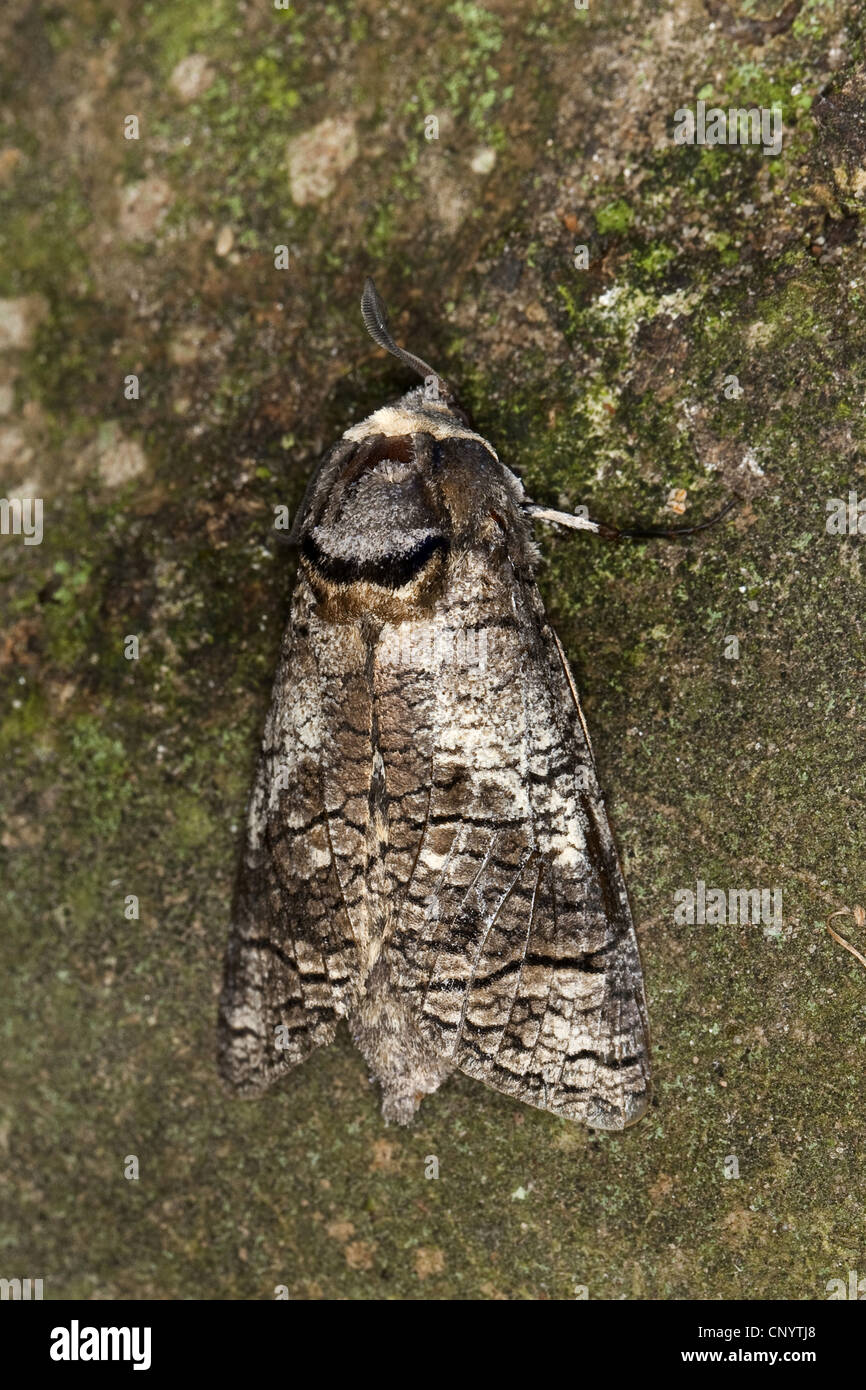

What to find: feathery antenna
left=526, top=496, right=738, bottom=541
left=361, top=278, right=450, bottom=397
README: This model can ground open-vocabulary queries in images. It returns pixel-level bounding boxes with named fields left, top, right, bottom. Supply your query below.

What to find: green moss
left=248, top=52, right=301, bottom=114
left=595, top=199, right=635, bottom=236
left=140, top=0, right=238, bottom=75
left=633, top=241, right=676, bottom=279
left=0, top=183, right=92, bottom=298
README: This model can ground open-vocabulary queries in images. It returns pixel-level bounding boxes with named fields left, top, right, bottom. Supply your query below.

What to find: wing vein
left=487, top=856, right=545, bottom=1068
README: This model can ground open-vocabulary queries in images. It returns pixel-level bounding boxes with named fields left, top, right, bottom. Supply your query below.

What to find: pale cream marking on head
left=343, top=401, right=500, bottom=460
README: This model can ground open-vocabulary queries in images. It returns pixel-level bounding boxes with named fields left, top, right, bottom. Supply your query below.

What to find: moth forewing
left=218, top=286, right=651, bottom=1129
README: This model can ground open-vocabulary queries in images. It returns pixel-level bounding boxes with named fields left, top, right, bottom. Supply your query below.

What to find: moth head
left=291, top=283, right=535, bottom=619
left=354, top=278, right=532, bottom=551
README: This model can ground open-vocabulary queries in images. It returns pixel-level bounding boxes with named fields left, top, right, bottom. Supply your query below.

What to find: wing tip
left=585, top=1085, right=651, bottom=1131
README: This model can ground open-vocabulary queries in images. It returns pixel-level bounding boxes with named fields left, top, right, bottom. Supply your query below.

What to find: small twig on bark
left=703, top=0, right=803, bottom=45
left=826, top=908, right=866, bottom=973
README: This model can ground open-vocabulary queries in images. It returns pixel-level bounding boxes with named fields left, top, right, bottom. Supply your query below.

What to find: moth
left=219, top=280, right=729, bottom=1128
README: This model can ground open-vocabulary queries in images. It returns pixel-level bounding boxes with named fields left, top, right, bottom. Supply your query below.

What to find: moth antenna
left=361, top=277, right=450, bottom=397
left=524, top=506, right=601, bottom=534
left=526, top=496, right=738, bottom=541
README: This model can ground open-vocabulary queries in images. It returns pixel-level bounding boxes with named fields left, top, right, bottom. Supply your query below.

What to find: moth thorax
left=300, top=451, right=449, bottom=616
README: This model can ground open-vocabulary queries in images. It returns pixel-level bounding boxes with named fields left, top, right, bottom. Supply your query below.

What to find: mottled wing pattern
left=218, top=582, right=367, bottom=1094
left=379, top=550, right=650, bottom=1128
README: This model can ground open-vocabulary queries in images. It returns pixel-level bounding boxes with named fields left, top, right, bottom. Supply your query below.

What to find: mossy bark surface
left=1, top=0, right=865, bottom=1299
